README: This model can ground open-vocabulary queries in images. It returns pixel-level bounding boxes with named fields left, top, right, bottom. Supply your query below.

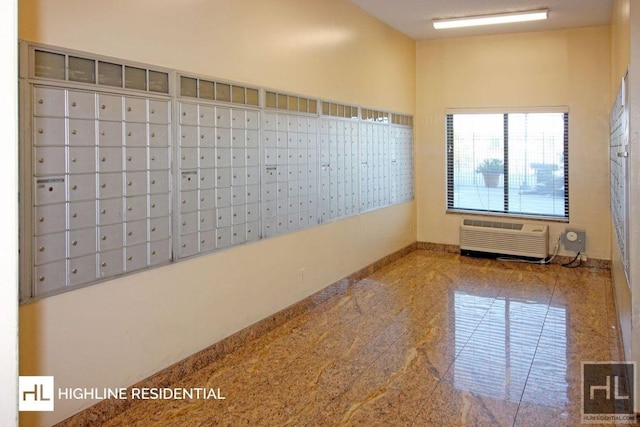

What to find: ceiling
left=350, top=0, right=613, bottom=40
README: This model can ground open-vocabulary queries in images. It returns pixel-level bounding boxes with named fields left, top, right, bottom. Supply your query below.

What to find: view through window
left=446, top=112, right=568, bottom=219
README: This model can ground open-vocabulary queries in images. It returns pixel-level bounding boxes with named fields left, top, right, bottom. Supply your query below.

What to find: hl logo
left=582, top=362, right=636, bottom=425
left=590, top=375, right=629, bottom=400
left=18, top=376, right=54, bottom=411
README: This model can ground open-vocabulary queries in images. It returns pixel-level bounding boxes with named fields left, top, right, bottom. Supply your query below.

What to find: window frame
left=445, top=109, right=569, bottom=221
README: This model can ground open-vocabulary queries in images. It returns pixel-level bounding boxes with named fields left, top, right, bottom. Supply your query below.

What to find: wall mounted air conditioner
left=459, top=219, right=549, bottom=259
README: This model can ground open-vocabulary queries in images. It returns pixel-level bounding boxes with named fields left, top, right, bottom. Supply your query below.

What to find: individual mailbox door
left=34, top=117, right=66, bottom=146
left=149, top=147, right=169, bottom=170
left=246, top=111, right=259, bottom=130
left=216, top=107, right=231, bottom=128
left=98, top=199, right=124, bottom=225
left=263, top=130, right=276, bottom=148
left=199, top=189, right=215, bottom=210
left=125, top=147, right=147, bottom=171
left=124, top=172, right=147, bottom=197
left=34, top=86, right=65, bottom=117
left=180, top=190, right=198, bottom=213
left=180, top=126, right=198, bottom=148
left=124, top=97, right=147, bottom=122
left=199, top=127, right=215, bottom=148
left=149, top=216, right=170, bottom=241
left=34, top=203, right=66, bottom=235
left=180, top=103, right=198, bottom=126
left=246, top=221, right=259, bottom=241
left=263, top=217, right=277, bottom=237
left=125, top=123, right=147, bottom=147
left=149, top=239, right=171, bottom=265
left=68, top=254, right=98, bottom=286
left=199, top=147, right=215, bottom=168
left=264, top=182, right=277, bottom=201
left=264, top=199, right=277, bottom=218
left=246, top=185, right=259, bottom=204
left=68, top=200, right=96, bottom=231
left=180, top=148, right=198, bottom=170
left=34, top=146, right=65, bottom=176
left=125, top=195, right=147, bottom=222
left=199, top=210, right=215, bottom=231
left=277, top=215, right=288, bottom=234
left=238, top=167, right=253, bottom=185
left=231, top=186, right=246, bottom=205
left=98, top=121, right=123, bottom=147
left=265, top=148, right=278, bottom=165
left=180, top=211, right=198, bottom=235
left=246, top=202, right=259, bottom=223
left=125, top=243, right=148, bottom=272
left=216, top=128, right=231, bottom=148
left=216, top=168, right=232, bottom=188
left=98, top=94, right=123, bottom=121
left=68, top=119, right=96, bottom=147
left=34, top=231, right=66, bottom=265
left=231, top=110, right=245, bottom=129
left=149, top=100, right=170, bottom=124
left=216, top=227, right=232, bottom=249
left=149, top=124, right=169, bottom=147
left=68, top=90, right=96, bottom=119
left=68, top=173, right=97, bottom=202
left=216, top=207, right=232, bottom=228
left=262, top=112, right=277, bottom=131
left=148, top=170, right=169, bottom=194
left=246, top=148, right=258, bottom=167
left=199, top=230, right=215, bottom=253
left=215, top=148, right=231, bottom=168
left=277, top=131, right=287, bottom=148
left=199, top=105, right=215, bottom=127
left=215, top=187, right=231, bottom=208
left=98, top=172, right=122, bottom=199
left=246, top=129, right=259, bottom=147
left=232, top=205, right=246, bottom=225
left=231, top=148, right=245, bottom=167
left=34, top=260, right=66, bottom=294
left=34, top=177, right=66, bottom=205
left=231, top=224, right=246, bottom=245
left=98, top=147, right=123, bottom=173
left=199, top=168, right=215, bottom=189
left=69, top=227, right=97, bottom=258
left=99, top=248, right=124, bottom=278
left=68, top=146, right=96, bottom=174
left=99, top=223, right=124, bottom=251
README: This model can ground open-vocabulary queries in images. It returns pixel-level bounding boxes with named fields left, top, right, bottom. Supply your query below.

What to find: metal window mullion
left=503, top=113, right=509, bottom=213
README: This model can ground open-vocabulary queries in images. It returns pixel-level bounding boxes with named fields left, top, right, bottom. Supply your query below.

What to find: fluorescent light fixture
left=433, top=9, right=548, bottom=30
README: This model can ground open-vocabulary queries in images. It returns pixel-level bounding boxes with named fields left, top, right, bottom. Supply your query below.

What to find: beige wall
left=18, top=1, right=416, bottom=425
left=416, top=27, right=612, bottom=260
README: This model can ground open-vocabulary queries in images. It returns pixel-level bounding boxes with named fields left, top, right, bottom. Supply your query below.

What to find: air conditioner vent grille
left=462, top=219, right=524, bottom=230
left=460, top=219, right=548, bottom=258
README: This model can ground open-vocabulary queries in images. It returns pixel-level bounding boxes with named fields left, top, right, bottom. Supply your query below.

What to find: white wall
left=18, top=1, right=416, bottom=425
left=1, top=0, right=19, bottom=425
left=415, top=27, right=612, bottom=260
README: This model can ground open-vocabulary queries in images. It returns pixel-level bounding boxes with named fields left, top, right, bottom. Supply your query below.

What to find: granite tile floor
left=101, top=250, right=628, bottom=426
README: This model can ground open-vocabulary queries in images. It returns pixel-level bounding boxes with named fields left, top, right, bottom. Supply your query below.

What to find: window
left=446, top=112, right=568, bottom=219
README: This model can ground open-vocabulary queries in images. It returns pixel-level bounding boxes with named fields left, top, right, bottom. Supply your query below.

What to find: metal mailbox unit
left=19, top=41, right=415, bottom=302
left=21, top=43, right=173, bottom=300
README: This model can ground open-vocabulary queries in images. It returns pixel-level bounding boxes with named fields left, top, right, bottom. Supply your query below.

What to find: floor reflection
left=454, top=291, right=567, bottom=405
